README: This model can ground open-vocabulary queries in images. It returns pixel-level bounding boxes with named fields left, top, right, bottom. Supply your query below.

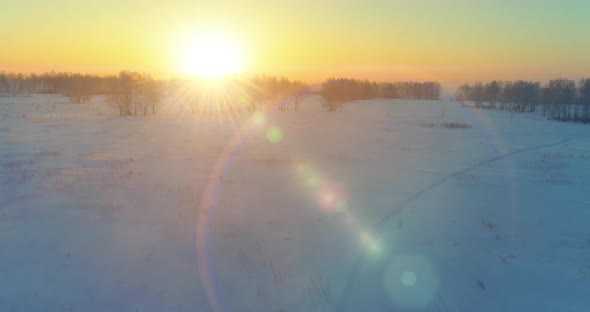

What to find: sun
left=179, top=34, right=243, bottom=78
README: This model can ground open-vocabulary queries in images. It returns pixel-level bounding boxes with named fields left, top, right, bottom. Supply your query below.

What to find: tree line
left=319, top=78, right=440, bottom=111
left=0, top=71, right=166, bottom=115
left=165, top=75, right=309, bottom=114
left=0, top=71, right=310, bottom=115
left=0, top=72, right=121, bottom=98
left=107, top=71, right=165, bottom=116
left=456, top=79, right=590, bottom=122
left=237, top=75, right=308, bottom=112
left=1, top=71, right=442, bottom=115
left=319, top=78, right=440, bottom=109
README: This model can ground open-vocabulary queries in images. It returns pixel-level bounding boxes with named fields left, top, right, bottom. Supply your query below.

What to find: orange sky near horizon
left=2, top=0, right=590, bottom=87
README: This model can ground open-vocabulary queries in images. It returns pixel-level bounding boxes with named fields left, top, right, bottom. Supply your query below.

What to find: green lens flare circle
left=266, top=126, right=283, bottom=143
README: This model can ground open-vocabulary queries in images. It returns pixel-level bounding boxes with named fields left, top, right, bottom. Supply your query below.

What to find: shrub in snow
left=441, top=122, right=471, bottom=129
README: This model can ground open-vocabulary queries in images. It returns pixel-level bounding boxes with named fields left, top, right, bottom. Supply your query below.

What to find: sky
left=1, top=0, right=590, bottom=85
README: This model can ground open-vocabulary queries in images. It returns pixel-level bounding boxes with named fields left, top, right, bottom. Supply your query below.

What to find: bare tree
left=543, top=79, right=576, bottom=121
left=108, top=71, right=141, bottom=116
left=579, top=78, right=590, bottom=123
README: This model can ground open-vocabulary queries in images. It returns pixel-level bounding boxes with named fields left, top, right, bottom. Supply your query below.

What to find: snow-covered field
left=1, top=95, right=590, bottom=311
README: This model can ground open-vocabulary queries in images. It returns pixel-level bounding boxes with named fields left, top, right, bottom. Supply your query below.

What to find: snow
left=1, top=95, right=590, bottom=311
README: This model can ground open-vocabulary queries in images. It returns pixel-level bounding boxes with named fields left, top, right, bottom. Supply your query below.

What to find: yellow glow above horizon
left=2, top=1, right=590, bottom=84
left=178, top=34, right=244, bottom=78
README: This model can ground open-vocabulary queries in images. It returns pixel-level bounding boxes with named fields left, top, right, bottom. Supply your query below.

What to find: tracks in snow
left=335, top=135, right=590, bottom=311
left=375, top=135, right=590, bottom=230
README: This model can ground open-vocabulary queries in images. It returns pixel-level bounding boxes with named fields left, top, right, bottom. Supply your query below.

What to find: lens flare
left=359, top=231, right=383, bottom=256
left=322, top=192, right=335, bottom=205
left=252, top=112, right=266, bottom=126
left=306, top=175, right=320, bottom=188
left=401, top=271, right=417, bottom=287
left=383, top=255, right=439, bottom=309
left=266, top=126, right=283, bottom=143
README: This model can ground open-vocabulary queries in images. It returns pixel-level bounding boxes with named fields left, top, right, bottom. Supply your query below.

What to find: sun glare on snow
left=179, top=33, right=244, bottom=78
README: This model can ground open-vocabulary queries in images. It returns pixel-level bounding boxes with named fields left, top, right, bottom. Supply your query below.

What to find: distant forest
left=456, top=79, right=590, bottom=123
left=0, top=71, right=441, bottom=115
left=2, top=71, right=589, bottom=123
